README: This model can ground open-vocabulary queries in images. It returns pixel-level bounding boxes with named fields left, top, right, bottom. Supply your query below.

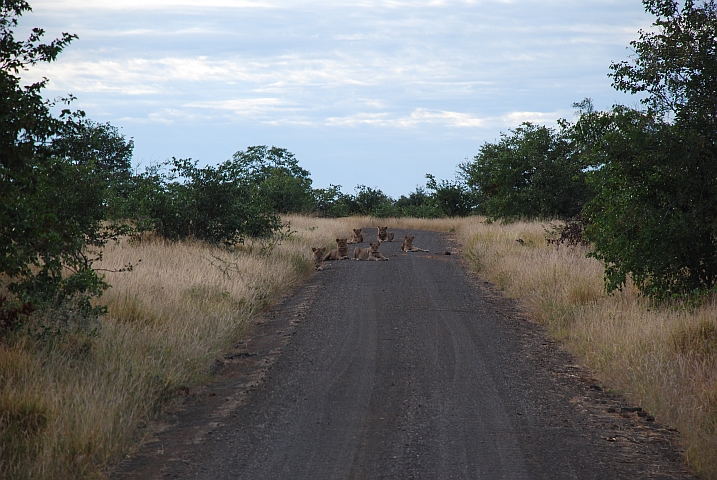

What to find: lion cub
left=347, top=228, right=364, bottom=244
left=377, top=226, right=394, bottom=243
left=312, top=247, right=326, bottom=270
left=353, top=242, right=388, bottom=261
left=401, top=235, right=429, bottom=252
left=323, top=238, right=349, bottom=260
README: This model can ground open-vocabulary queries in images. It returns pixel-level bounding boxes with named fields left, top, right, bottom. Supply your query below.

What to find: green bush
left=460, top=122, right=589, bottom=220
left=583, top=0, right=717, bottom=298
left=125, top=157, right=281, bottom=245
left=0, top=1, right=128, bottom=314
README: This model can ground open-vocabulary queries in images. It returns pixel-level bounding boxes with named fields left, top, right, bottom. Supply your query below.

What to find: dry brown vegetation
left=1, top=214, right=715, bottom=478
left=456, top=217, right=716, bottom=479
left=0, top=216, right=349, bottom=479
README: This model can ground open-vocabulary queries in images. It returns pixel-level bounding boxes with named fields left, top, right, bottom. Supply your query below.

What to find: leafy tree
left=349, top=185, right=395, bottom=217
left=609, top=0, right=717, bottom=126
left=49, top=113, right=135, bottom=219
left=174, top=157, right=281, bottom=242
left=584, top=0, right=717, bottom=297
left=127, top=157, right=281, bottom=245
left=395, top=186, right=439, bottom=218
left=0, top=1, right=124, bottom=312
left=425, top=174, right=475, bottom=217
left=230, top=145, right=315, bottom=213
left=460, top=123, right=589, bottom=220
left=312, top=184, right=350, bottom=217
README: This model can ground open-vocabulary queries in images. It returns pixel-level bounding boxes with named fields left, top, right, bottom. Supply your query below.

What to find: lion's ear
left=336, top=238, right=340, bottom=243
left=312, top=247, right=317, bottom=252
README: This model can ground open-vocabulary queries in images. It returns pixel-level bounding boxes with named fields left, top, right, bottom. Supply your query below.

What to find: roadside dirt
left=111, top=229, right=698, bottom=479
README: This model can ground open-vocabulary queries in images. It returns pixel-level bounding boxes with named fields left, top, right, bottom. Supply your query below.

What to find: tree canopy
left=0, top=0, right=124, bottom=311
left=584, top=0, right=717, bottom=298
left=460, top=122, right=590, bottom=220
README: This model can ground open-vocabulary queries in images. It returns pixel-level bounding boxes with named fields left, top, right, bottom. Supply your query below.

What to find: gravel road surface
left=112, top=229, right=697, bottom=480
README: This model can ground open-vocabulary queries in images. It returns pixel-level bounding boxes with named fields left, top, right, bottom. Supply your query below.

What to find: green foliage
left=394, top=186, right=441, bottom=218
left=350, top=185, right=395, bottom=217
left=230, top=146, right=316, bottom=214
left=0, top=1, right=125, bottom=313
left=312, top=184, right=351, bottom=217
left=584, top=0, right=717, bottom=298
left=314, top=177, right=477, bottom=219
left=49, top=114, right=135, bottom=219
left=460, top=123, right=590, bottom=220
left=126, top=157, right=281, bottom=245
left=312, top=184, right=396, bottom=217
left=584, top=107, right=717, bottom=297
left=424, top=174, right=476, bottom=217
left=609, top=0, right=717, bottom=127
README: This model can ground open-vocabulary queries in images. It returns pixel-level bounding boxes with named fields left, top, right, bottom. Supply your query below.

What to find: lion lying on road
left=377, top=226, right=394, bottom=243
left=401, top=236, right=429, bottom=252
left=347, top=228, right=364, bottom=244
left=312, top=247, right=326, bottom=270
left=353, top=242, right=388, bottom=261
left=323, top=238, right=349, bottom=260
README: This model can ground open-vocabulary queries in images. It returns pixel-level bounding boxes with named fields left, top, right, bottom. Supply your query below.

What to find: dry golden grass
left=2, top=214, right=715, bottom=478
left=455, top=216, right=717, bottom=478
left=0, top=216, right=354, bottom=479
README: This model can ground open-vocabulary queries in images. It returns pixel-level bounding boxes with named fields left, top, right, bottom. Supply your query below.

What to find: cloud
left=498, top=110, right=569, bottom=126
left=34, top=0, right=545, bottom=10
left=33, top=0, right=276, bottom=10
left=324, top=108, right=569, bottom=130
left=397, top=109, right=487, bottom=128
left=23, top=0, right=651, bottom=197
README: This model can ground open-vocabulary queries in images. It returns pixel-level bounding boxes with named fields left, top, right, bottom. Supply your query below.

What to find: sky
left=21, top=0, right=653, bottom=198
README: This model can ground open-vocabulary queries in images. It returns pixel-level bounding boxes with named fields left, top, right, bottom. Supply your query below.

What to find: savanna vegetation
left=2, top=0, right=717, bottom=477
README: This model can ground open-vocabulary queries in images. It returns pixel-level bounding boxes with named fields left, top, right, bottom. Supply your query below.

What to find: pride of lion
left=313, top=227, right=431, bottom=268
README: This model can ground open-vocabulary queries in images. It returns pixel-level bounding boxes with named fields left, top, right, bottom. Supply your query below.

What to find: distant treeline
left=2, top=0, right=716, bottom=319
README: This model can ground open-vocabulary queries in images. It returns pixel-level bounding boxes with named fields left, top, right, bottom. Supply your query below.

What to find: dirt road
left=112, top=229, right=696, bottom=479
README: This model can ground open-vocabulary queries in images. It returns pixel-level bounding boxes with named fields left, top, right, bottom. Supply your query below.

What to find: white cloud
left=33, top=0, right=277, bottom=10
left=498, top=110, right=570, bottom=127
left=185, top=98, right=299, bottom=120
left=397, top=109, right=487, bottom=128
left=34, top=0, right=542, bottom=10
left=324, top=109, right=568, bottom=130
left=23, top=0, right=651, bottom=195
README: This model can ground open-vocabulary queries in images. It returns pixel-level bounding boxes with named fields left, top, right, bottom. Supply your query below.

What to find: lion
left=401, top=235, right=429, bottom=252
left=312, top=247, right=326, bottom=270
left=347, top=228, right=364, bottom=244
left=377, top=226, right=394, bottom=243
left=323, top=238, right=349, bottom=260
left=353, top=242, right=388, bottom=261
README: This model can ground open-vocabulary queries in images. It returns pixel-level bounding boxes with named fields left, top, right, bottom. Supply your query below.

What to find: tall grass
left=1, top=215, right=714, bottom=477
left=0, top=216, right=351, bottom=479
left=456, top=217, right=716, bottom=478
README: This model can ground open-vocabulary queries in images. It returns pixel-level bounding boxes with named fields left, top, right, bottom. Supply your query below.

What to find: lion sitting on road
left=312, top=247, right=326, bottom=270
left=323, top=238, right=349, bottom=260
left=377, top=226, right=394, bottom=243
left=347, top=228, right=364, bottom=244
left=401, top=236, right=429, bottom=252
left=353, top=242, right=388, bottom=261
